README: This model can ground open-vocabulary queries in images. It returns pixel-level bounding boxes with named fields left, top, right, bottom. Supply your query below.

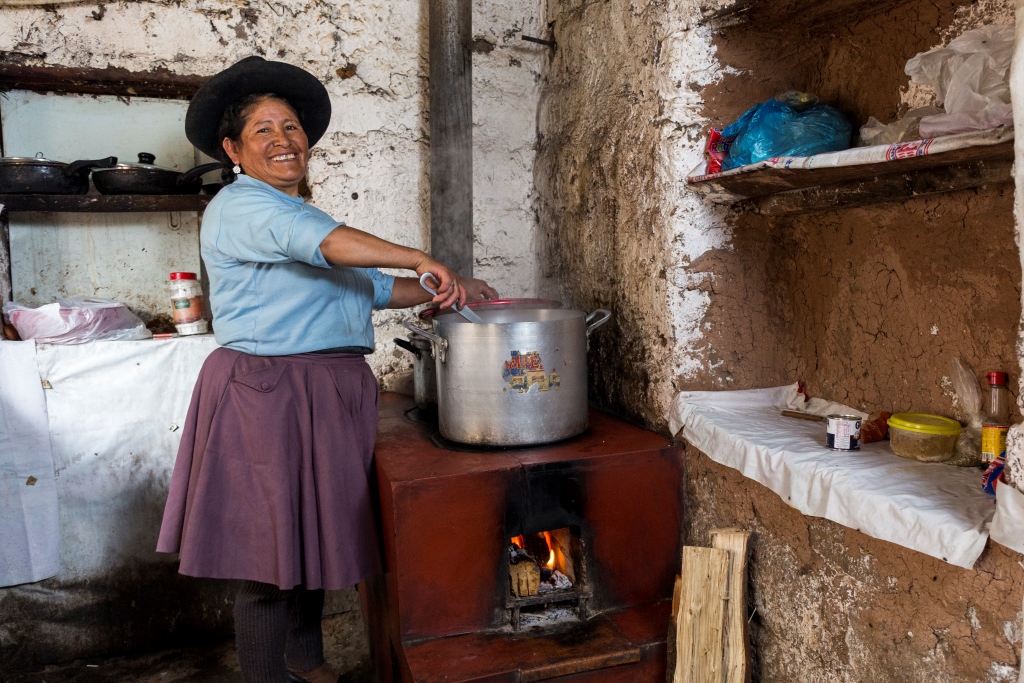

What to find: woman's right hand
left=415, top=255, right=466, bottom=310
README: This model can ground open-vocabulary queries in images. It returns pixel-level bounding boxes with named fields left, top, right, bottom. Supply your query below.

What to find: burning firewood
left=509, top=546, right=541, bottom=597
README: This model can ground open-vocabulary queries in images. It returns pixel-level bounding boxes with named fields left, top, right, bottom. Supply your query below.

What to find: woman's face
left=222, top=99, right=309, bottom=196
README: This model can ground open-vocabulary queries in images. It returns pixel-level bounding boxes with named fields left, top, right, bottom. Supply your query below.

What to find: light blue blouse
left=200, top=174, right=395, bottom=356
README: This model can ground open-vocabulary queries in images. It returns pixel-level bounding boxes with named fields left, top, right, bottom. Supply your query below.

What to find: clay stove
left=363, top=393, right=683, bottom=683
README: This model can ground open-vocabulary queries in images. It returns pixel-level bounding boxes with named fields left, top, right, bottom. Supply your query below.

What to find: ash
left=537, top=569, right=572, bottom=594
left=519, top=605, right=580, bottom=630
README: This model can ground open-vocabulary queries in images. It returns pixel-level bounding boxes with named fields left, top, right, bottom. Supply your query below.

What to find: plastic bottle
left=169, top=271, right=209, bottom=336
left=981, top=371, right=1012, bottom=464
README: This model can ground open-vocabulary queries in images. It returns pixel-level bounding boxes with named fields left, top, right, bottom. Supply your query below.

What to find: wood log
left=673, top=547, right=729, bottom=683
left=510, top=560, right=540, bottom=597
left=711, top=529, right=751, bottom=683
left=666, top=574, right=683, bottom=683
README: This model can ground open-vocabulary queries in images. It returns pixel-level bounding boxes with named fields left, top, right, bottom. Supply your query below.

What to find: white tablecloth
left=0, top=340, right=59, bottom=586
left=669, top=384, right=996, bottom=569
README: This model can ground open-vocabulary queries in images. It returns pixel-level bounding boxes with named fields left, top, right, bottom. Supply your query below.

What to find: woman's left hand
left=463, top=277, right=500, bottom=302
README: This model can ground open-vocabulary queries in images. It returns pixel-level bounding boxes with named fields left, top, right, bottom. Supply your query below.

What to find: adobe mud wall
left=699, top=0, right=1022, bottom=417
left=686, top=446, right=1024, bottom=683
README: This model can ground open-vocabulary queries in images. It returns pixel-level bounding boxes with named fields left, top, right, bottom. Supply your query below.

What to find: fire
left=511, top=535, right=525, bottom=549
left=543, top=531, right=555, bottom=570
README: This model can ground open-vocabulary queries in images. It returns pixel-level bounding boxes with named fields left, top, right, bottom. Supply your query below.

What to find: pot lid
left=419, top=298, right=563, bottom=321
left=0, top=154, right=66, bottom=166
left=92, top=153, right=175, bottom=173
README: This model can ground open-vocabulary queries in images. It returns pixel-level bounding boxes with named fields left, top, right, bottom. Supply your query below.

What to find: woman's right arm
left=319, top=225, right=466, bottom=309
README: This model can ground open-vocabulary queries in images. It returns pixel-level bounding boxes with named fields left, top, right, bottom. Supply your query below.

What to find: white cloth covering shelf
left=669, top=384, right=997, bottom=569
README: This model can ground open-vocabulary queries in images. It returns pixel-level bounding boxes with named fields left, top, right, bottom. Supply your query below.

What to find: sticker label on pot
left=503, top=351, right=560, bottom=393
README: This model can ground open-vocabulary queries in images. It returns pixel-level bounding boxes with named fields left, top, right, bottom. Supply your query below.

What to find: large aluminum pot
left=403, top=304, right=611, bottom=446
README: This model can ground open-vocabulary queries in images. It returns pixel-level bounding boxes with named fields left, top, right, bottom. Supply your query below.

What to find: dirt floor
left=2, top=611, right=374, bottom=683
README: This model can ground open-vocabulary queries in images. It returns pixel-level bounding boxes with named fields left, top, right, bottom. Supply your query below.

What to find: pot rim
left=0, top=156, right=66, bottom=166
left=418, top=297, right=562, bottom=321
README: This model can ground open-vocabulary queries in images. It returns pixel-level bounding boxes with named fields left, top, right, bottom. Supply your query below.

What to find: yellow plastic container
left=886, top=413, right=962, bottom=462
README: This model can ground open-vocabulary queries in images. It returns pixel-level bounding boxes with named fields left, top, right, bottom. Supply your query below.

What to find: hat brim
left=186, top=56, right=332, bottom=162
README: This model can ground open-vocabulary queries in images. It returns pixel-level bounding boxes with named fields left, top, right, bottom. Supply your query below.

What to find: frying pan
left=92, top=153, right=226, bottom=195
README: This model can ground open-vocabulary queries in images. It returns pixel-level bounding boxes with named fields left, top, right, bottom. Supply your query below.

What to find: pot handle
left=402, top=320, right=448, bottom=363
left=64, top=156, right=117, bottom=178
left=393, top=337, right=421, bottom=359
left=179, top=162, right=229, bottom=184
left=585, top=309, right=612, bottom=336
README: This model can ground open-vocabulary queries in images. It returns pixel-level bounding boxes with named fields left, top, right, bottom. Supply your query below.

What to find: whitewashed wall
left=0, top=0, right=547, bottom=386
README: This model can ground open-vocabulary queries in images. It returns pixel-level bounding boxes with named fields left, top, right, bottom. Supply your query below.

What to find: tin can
left=826, top=414, right=862, bottom=451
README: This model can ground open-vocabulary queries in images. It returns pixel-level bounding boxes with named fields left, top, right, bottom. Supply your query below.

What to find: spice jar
left=169, top=272, right=209, bottom=335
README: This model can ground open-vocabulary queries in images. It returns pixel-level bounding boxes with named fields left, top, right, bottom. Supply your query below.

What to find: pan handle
left=585, top=309, right=612, bottom=337
left=402, top=320, right=447, bottom=363
left=179, top=162, right=229, bottom=185
left=393, top=337, right=421, bottom=359
left=64, top=156, right=117, bottom=178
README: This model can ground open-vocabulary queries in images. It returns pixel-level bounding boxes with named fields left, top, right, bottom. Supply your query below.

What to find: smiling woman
left=219, top=94, right=309, bottom=196
left=156, top=56, right=497, bottom=683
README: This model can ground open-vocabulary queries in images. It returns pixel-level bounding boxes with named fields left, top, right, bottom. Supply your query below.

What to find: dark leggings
left=234, top=580, right=325, bottom=683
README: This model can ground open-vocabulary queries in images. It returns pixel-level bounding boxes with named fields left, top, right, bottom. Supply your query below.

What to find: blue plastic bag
left=720, top=97, right=852, bottom=171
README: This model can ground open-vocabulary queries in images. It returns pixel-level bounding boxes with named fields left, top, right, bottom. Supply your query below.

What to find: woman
left=157, top=56, right=497, bottom=683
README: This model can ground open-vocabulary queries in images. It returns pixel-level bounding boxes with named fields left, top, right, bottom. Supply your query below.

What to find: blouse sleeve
left=211, top=192, right=338, bottom=268
left=368, top=268, right=396, bottom=310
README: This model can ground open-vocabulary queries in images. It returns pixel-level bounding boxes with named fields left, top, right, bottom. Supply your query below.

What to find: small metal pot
left=92, top=153, right=226, bottom=195
left=0, top=155, right=117, bottom=195
left=394, top=335, right=437, bottom=409
left=404, top=304, right=611, bottom=446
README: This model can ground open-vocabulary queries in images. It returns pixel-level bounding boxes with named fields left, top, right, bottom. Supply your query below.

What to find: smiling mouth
left=270, top=153, right=297, bottom=162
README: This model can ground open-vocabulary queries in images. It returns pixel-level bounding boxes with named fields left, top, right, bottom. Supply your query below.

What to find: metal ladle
left=419, top=272, right=484, bottom=323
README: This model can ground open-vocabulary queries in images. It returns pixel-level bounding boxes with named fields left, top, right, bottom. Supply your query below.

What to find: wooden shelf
left=0, top=194, right=213, bottom=213
left=691, top=141, right=1014, bottom=215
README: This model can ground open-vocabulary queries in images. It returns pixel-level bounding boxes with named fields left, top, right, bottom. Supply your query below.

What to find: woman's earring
left=232, top=164, right=241, bottom=174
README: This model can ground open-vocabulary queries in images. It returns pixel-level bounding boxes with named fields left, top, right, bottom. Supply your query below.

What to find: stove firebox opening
left=507, top=527, right=587, bottom=631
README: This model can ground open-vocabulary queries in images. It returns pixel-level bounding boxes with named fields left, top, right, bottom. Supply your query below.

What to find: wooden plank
left=428, top=0, right=474, bottom=276
left=0, top=55, right=208, bottom=100
left=753, top=156, right=1013, bottom=215
left=711, top=529, right=751, bottom=683
left=674, top=546, right=729, bottom=683
left=0, top=194, right=212, bottom=213
left=696, top=141, right=1014, bottom=199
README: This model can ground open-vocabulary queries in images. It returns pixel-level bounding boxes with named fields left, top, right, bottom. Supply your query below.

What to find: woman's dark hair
left=216, top=92, right=301, bottom=181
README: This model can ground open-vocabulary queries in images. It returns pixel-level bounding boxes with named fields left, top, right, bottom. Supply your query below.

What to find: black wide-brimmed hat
left=186, top=56, right=332, bottom=162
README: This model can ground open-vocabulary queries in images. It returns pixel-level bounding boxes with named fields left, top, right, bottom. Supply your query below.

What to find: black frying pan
left=0, top=155, right=118, bottom=194
left=92, top=153, right=226, bottom=195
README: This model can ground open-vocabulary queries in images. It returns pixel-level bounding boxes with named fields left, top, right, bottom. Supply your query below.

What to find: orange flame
left=543, top=531, right=555, bottom=570
left=511, top=535, right=525, bottom=549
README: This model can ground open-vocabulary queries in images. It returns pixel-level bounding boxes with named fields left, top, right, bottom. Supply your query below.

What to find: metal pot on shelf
left=403, top=300, right=611, bottom=447
left=92, top=153, right=226, bottom=195
left=0, top=154, right=117, bottom=194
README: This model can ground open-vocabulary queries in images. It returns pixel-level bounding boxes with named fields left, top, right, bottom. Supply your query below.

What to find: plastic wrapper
left=857, top=106, right=943, bottom=147
left=904, top=24, right=1014, bottom=137
left=720, top=93, right=852, bottom=171
left=947, top=357, right=984, bottom=467
left=705, top=128, right=733, bottom=175
left=2, top=296, right=152, bottom=345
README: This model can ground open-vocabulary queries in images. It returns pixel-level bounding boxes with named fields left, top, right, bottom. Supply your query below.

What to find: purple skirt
left=157, top=347, right=381, bottom=590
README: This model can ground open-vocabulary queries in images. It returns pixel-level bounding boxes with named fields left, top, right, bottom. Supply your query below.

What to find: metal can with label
left=826, top=414, right=862, bottom=451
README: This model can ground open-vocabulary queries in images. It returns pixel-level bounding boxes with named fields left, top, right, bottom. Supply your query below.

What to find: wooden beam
left=711, top=529, right=751, bottom=683
left=0, top=55, right=208, bottom=100
left=753, top=156, right=1013, bottom=215
left=0, top=194, right=212, bottom=213
left=674, top=546, right=729, bottom=683
left=428, top=0, right=473, bottom=277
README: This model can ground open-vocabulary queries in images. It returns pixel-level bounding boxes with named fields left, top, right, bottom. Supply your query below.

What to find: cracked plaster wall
left=0, top=0, right=548, bottom=668
left=0, top=0, right=547, bottom=388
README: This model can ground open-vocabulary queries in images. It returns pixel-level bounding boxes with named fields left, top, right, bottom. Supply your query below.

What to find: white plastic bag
left=905, top=24, right=1014, bottom=137
left=2, top=296, right=152, bottom=344
left=857, top=106, right=943, bottom=146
